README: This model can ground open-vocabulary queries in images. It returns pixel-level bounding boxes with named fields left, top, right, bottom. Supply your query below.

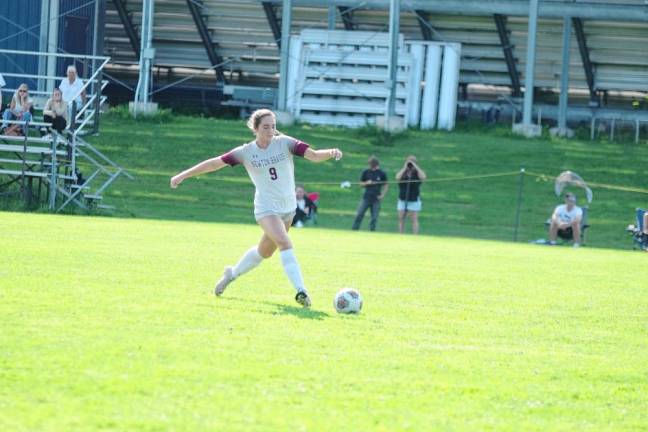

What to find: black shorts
left=557, top=226, right=574, bottom=240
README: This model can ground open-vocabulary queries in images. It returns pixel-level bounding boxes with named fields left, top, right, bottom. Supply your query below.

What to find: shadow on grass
left=272, top=303, right=330, bottom=320
left=222, top=297, right=331, bottom=320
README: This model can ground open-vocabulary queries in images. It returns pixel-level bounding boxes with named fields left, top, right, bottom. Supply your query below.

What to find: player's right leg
left=215, top=244, right=267, bottom=296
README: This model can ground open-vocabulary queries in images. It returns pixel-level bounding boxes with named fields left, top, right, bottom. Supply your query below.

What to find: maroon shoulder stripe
left=293, top=140, right=310, bottom=157
left=220, top=151, right=239, bottom=166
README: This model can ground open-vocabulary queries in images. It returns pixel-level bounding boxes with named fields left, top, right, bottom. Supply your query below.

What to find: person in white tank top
left=170, top=109, right=343, bottom=307
left=548, top=192, right=583, bottom=247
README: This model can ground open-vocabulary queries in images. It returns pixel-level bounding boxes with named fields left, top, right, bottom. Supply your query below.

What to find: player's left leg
left=257, top=215, right=311, bottom=307
left=398, top=209, right=406, bottom=233
left=410, top=211, right=420, bottom=235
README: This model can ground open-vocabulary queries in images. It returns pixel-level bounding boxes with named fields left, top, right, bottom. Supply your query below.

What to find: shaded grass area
left=1, top=212, right=647, bottom=430
left=6, top=112, right=648, bottom=248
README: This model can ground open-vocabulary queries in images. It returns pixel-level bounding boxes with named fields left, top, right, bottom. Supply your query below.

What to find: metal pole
left=277, top=0, right=292, bottom=111
left=513, top=167, right=525, bottom=241
left=387, top=0, right=400, bottom=118
left=558, top=16, right=571, bottom=131
left=49, top=134, right=58, bottom=210
left=522, top=0, right=539, bottom=126
left=92, top=0, right=106, bottom=133
left=46, top=0, right=59, bottom=94
left=21, top=121, right=28, bottom=202
left=134, top=0, right=155, bottom=114
left=327, top=4, right=337, bottom=29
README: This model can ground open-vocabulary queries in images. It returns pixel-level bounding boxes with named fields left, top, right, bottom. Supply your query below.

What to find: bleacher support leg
left=49, top=135, right=58, bottom=210
left=93, top=68, right=104, bottom=134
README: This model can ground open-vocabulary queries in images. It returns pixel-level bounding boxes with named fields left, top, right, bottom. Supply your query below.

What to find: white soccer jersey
left=222, top=135, right=309, bottom=217
left=554, top=204, right=583, bottom=224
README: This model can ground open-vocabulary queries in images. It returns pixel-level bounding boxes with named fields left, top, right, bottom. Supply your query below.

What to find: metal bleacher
left=0, top=50, right=132, bottom=211
left=102, top=1, right=648, bottom=120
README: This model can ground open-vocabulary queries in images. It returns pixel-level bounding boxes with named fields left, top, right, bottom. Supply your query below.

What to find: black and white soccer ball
left=334, top=288, right=363, bottom=314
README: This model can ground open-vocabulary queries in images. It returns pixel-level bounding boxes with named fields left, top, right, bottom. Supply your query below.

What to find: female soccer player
left=170, top=109, right=343, bottom=307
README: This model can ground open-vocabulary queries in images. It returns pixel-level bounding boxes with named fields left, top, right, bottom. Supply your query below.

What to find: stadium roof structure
left=104, top=0, right=648, bottom=109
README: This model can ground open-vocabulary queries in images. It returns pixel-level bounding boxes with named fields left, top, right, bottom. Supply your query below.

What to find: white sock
left=232, top=246, right=264, bottom=278
left=280, top=248, right=306, bottom=293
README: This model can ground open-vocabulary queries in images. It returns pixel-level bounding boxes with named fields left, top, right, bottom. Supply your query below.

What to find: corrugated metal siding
left=0, top=0, right=42, bottom=90
left=57, top=0, right=96, bottom=76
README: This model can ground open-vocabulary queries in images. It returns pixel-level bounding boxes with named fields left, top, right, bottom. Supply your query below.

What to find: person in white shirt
left=0, top=72, right=6, bottom=106
left=169, top=109, right=343, bottom=308
left=59, top=65, right=86, bottom=113
left=548, top=192, right=583, bottom=247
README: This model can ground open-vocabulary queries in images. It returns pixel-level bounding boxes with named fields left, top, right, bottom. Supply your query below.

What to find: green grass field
left=1, top=212, right=647, bottom=430
left=73, top=113, right=648, bottom=249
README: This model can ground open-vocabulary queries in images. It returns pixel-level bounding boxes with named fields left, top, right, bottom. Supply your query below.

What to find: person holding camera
left=395, top=155, right=426, bottom=234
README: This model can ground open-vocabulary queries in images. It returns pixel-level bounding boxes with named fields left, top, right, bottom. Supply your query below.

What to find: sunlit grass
left=1, top=212, right=647, bottom=430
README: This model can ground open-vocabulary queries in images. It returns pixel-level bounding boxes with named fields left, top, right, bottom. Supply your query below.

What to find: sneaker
left=295, top=291, right=311, bottom=308
left=573, top=243, right=580, bottom=248
left=214, top=266, right=234, bottom=296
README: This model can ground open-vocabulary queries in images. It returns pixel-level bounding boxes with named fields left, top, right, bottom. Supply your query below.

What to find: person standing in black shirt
left=396, top=155, right=426, bottom=234
left=352, top=156, right=388, bottom=231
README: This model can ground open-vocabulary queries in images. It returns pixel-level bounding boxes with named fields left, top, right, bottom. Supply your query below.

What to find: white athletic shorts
left=397, top=199, right=422, bottom=212
left=255, top=210, right=296, bottom=224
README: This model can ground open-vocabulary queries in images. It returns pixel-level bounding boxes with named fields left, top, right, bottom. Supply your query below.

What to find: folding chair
left=306, top=192, right=319, bottom=225
left=626, top=208, right=647, bottom=250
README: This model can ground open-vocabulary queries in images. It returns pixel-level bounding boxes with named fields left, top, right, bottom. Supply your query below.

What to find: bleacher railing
left=0, top=50, right=131, bottom=212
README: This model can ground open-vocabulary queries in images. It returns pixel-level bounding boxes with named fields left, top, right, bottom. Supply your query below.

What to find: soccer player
left=170, top=109, right=343, bottom=307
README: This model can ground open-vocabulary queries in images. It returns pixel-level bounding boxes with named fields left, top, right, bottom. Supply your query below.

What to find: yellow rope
left=525, top=171, right=648, bottom=195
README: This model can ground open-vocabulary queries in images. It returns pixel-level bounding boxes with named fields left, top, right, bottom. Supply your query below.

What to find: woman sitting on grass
left=170, top=109, right=343, bottom=307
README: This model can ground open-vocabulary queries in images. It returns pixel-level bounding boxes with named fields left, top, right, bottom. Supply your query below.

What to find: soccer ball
left=334, top=288, right=363, bottom=314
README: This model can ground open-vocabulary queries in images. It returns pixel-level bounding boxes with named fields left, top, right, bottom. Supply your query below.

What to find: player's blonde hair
left=247, top=109, right=276, bottom=133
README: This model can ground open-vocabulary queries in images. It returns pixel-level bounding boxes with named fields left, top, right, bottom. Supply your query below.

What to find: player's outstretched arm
left=170, top=156, right=227, bottom=188
left=304, top=147, right=343, bottom=163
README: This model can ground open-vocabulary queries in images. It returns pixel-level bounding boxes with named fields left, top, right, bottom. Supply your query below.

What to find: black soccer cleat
left=295, top=291, right=311, bottom=308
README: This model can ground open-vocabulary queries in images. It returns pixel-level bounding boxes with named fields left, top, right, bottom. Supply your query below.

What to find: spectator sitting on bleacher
left=41, top=88, right=68, bottom=137
left=59, top=65, right=86, bottom=115
left=1, top=83, right=33, bottom=135
left=292, top=185, right=317, bottom=228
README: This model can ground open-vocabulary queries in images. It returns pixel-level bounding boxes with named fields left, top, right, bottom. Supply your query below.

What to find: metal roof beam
left=256, top=1, right=648, bottom=22
left=572, top=17, right=597, bottom=103
left=338, top=6, right=355, bottom=30
left=111, top=0, right=140, bottom=58
left=414, top=10, right=433, bottom=41
left=494, top=14, right=521, bottom=97
left=185, top=0, right=225, bottom=83
left=262, top=2, right=282, bottom=49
